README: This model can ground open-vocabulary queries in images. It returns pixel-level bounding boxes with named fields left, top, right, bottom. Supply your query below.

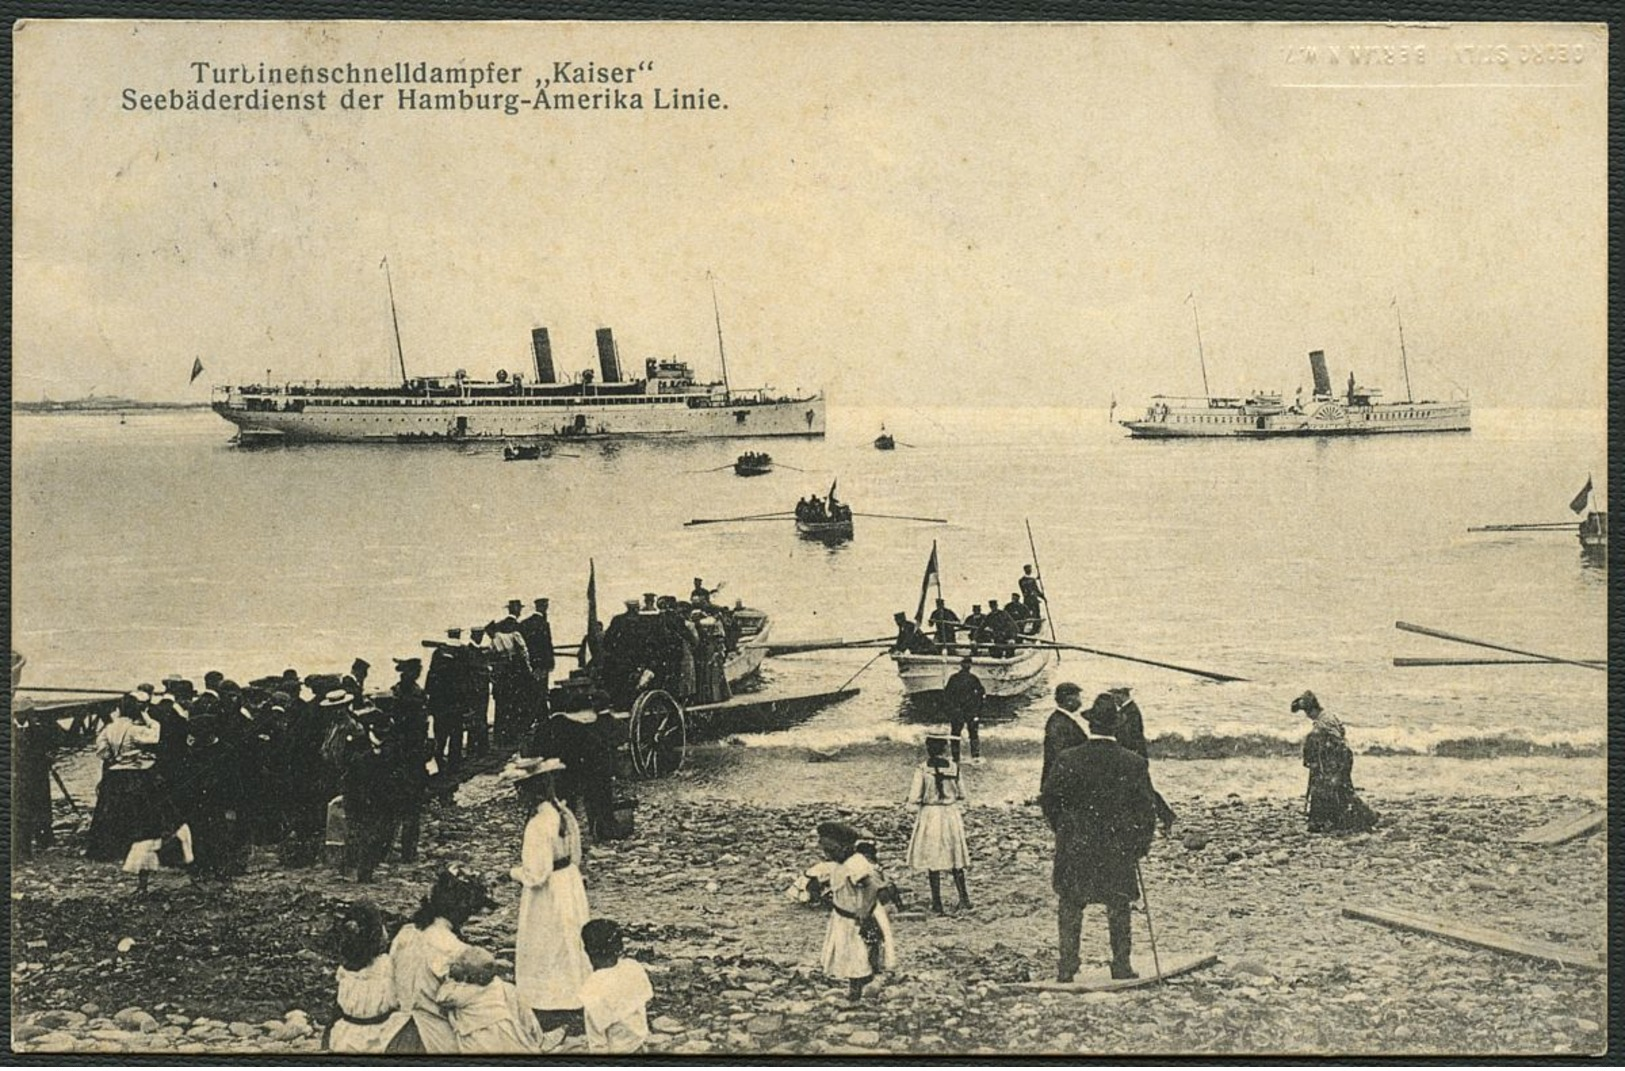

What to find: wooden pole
left=13, top=685, right=127, bottom=697
left=1394, top=656, right=1606, bottom=668
left=1394, top=621, right=1606, bottom=672
left=684, top=512, right=798, bottom=526
left=849, top=511, right=948, bottom=524
left=1022, top=640, right=1247, bottom=683
left=1467, top=522, right=1578, bottom=532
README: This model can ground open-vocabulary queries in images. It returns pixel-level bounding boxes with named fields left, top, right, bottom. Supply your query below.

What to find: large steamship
left=212, top=319, right=825, bottom=444
left=1121, top=349, right=1470, bottom=440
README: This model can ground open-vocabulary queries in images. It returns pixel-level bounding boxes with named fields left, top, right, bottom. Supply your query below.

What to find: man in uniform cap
left=427, top=628, right=471, bottom=772
left=1041, top=682, right=1090, bottom=789
left=942, top=656, right=986, bottom=762
left=517, top=597, right=556, bottom=734
left=1040, top=695, right=1157, bottom=982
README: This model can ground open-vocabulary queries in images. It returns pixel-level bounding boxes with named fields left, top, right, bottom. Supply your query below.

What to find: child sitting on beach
left=906, top=734, right=972, bottom=914
left=436, top=946, right=564, bottom=1053
left=579, top=918, right=654, bottom=1054
left=326, top=901, right=419, bottom=1054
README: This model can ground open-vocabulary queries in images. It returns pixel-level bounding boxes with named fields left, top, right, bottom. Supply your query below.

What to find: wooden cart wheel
left=629, top=689, right=687, bottom=778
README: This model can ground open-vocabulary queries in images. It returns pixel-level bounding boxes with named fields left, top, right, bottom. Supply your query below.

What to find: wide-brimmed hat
left=319, top=689, right=353, bottom=708
left=501, top=756, right=566, bottom=784
left=1290, top=690, right=1321, bottom=714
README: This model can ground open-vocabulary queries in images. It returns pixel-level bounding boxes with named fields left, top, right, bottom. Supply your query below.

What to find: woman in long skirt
left=86, top=691, right=162, bottom=862
left=1293, top=691, right=1379, bottom=834
left=509, top=757, right=593, bottom=1032
left=906, top=735, right=971, bottom=913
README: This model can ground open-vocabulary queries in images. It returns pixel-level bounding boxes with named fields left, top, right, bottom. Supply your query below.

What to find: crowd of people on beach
left=14, top=567, right=1386, bottom=1052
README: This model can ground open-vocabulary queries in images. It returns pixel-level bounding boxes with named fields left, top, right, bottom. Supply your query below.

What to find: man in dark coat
left=11, top=704, right=63, bottom=861
left=1097, top=689, right=1176, bottom=834
left=527, top=708, right=618, bottom=839
left=1019, top=564, right=1046, bottom=619
left=518, top=597, right=557, bottom=728
left=980, top=600, right=1018, bottom=658
left=891, top=611, right=936, bottom=655
left=388, top=659, right=430, bottom=860
left=598, top=599, right=642, bottom=709
left=1041, top=681, right=1090, bottom=787
left=426, top=628, right=470, bottom=772
left=928, top=598, right=961, bottom=646
left=1039, top=698, right=1157, bottom=981
left=941, top=657, right=986, bottom=762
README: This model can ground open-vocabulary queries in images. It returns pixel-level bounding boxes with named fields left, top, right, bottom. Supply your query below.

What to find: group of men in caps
left=893, top=565, right=1048, bottom=660
left=422, top=597, right=554, bottom=772
left=593, top=583, right=737, bottom=712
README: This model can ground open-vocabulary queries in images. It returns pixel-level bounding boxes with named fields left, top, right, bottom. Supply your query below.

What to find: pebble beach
left=10, top=744, right=1607, bottom=1058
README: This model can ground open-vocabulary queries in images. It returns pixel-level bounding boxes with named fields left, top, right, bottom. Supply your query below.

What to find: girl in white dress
left=326, top=901, right=419, bottom=1054
left=906, top=734, right=972, bottom=914
left=816, top=820, right=883, bottom=1002
left=508, top=757, right=594, bottom=1033
left=390, top=867, right=497, bottom=1054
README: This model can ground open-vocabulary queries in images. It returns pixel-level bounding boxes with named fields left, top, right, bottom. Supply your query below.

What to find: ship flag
left=1570, top=476, right=1593, bottom=515
left=913, top=541, right=940, bottom=625
left=828, top=478, right=838, bottom=502
left=189, top=357, right=205, bottom=384
left=581, top=558, right=602, bottom=666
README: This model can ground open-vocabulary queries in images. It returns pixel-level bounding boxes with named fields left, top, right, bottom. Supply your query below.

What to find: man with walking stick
left=1039, top=696, right=1157, bottom=982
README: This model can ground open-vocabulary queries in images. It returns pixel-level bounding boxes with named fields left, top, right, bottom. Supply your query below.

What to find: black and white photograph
left=8, top=18, right=1609, bottom=1058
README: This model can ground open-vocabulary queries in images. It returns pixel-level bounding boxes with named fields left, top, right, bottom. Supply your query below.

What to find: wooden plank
left=687, top=686, right=860, bottom=717
left=1514, top=809, right=1606, bottom=846
left=1014, top=951, right=1218, bottom=993
left=1341, top=905, right=1604, bottom=972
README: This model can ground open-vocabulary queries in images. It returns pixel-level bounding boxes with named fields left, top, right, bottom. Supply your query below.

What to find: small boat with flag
left=794, top=480, right=854, bottom=542
left=889, top=541, right=1056, bottom=696
left=874, top=426, right=896, bottom=450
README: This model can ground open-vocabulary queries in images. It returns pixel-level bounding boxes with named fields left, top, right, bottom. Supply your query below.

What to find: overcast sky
left=12, top=21, right=1608, bottom=407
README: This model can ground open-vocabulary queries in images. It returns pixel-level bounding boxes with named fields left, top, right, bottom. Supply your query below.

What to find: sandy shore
left=10, top=747, right=1608, bottom=1057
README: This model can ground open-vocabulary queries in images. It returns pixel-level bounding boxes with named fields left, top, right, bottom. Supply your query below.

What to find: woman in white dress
left=905, top=734, right=972, bottom=914
left=509, top=757, right=594, bottom=1033
left=389, top=867, right=497, bottom=1054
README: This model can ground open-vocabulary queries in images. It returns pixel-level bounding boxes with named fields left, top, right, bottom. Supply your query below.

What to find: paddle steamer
left=1122, top=349, right=1470, bottom=439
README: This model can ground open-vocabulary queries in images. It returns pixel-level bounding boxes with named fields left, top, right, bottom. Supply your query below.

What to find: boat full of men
left=14, top=581, right=764, bottom=887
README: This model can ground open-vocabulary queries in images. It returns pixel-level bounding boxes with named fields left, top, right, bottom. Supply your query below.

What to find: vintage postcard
left=10, top=19, right=1608, bottom=1058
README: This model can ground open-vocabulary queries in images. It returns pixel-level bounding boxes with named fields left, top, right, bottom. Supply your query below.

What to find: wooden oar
left=1467, top=522, right=1577, bottom=532
left=13, top=685, right=127, bottom=697
left=765, top=636, right=894, bottom=656
left=686, top=463, right=738, bottom=474
left=1394, top=621, right=1606, bottom=672
left=1394, top=657, right=1607, bottom=667
left=850, top=511, right=948, bottom=524
left=685, top=511, right=797, bottom=526
left=1023, top=640, right=1248, bottom=683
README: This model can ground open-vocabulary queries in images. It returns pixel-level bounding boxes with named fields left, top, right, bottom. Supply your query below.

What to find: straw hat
left=501, top=756, right=566, bottom=785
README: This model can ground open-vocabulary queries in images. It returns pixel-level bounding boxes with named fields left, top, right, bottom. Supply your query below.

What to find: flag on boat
left=1570, top=476, right=1593, bottom=515
left=913, top=541, right=939, bottom=625
left=189, top=357, right=205, bottom=383
left=581, top=558, right=602, bottom=666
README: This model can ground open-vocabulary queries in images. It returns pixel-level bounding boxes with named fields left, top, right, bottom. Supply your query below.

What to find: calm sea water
left=10, top=406, right=1607, bottom=756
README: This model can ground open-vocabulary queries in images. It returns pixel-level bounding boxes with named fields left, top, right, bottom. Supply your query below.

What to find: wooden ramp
left=1514, top=809, right=1605, bottom=846
left=1013, top=951, right=1218, bottom=993
left=1342, top=905, right=1604, bottom=972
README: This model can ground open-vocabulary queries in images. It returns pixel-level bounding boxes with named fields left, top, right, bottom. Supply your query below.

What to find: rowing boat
left=796, top=517, right=853, bottom=542
left=892, top=643, right=1055, bottom=696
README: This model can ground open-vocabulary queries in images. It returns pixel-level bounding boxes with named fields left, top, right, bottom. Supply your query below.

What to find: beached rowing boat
left=892, top=643, right=1055, bottom=697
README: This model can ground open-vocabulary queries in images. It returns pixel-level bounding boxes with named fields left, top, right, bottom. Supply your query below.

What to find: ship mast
left=709, top=273, right=732, bottom=403
left=1394, top=299, right=1413, bottom=403
left=383, top=257, right=409, bottom=387
left=1187, top=292, right=1211, bottom=398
